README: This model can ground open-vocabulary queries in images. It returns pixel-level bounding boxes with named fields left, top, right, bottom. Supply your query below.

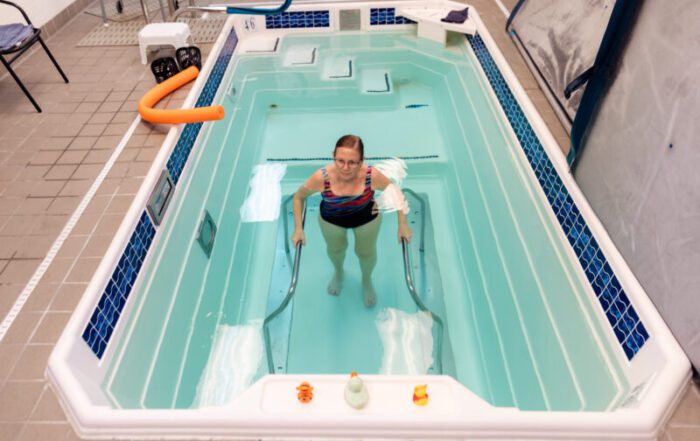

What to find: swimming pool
left=48, top=1, right=690, bottom=439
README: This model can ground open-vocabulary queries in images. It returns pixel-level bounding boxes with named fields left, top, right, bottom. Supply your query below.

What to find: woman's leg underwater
left=319, top=215, right=348, bottom=295
left=353, top=214, right=381, bottom=307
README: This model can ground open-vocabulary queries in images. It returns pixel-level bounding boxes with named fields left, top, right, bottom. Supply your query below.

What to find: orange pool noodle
left=138, top=66, right=224, bottom=124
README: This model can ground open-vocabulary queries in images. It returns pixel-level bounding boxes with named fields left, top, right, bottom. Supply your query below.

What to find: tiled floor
left=0, top=1, right=698, bottom=440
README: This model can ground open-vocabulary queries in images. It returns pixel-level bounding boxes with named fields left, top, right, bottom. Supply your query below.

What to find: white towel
left=194, top=322, right=264, bottom=407
left=240, top=163, right=287, bottom=222
left=374, top=157, right=407, bottom=186
left=375, top=308, right=434, bottom=375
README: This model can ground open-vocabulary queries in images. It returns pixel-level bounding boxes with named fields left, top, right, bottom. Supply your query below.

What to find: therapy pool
left=48, top=1, right=689, bottom=439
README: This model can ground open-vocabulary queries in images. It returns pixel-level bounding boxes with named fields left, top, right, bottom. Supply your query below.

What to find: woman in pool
left=291, top=134, right=412, bottom=307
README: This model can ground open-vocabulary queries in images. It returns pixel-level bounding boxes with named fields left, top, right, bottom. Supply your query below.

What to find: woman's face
left=334, top=147, right=362, bottom=178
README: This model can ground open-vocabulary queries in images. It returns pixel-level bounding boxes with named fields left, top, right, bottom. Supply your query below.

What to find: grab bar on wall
left=263, top=196, right=306, bottom=373
left=226, top=0, right=293, bottom=16
left=400, top=189, right=443, bottom=374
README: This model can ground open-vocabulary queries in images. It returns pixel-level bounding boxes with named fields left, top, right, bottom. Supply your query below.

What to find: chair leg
left=0, top=55, right=42, bottom=112
left=38, top=37, right=69, bottom=84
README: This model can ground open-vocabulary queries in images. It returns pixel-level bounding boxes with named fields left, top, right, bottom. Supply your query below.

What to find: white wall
left=0, top=0, right=77, bottom=27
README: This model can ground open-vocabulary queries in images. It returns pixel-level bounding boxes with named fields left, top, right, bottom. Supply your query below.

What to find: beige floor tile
left=59, top=180, right=93, bottom=197
left=29, top=312, right=71, bottom=344
left=39, top=258, right=73, bottom=284
left=94, top=214, right=124, bottom=237
left=47, top=197, right=80, bottom=215
left=669, top=382, right=700, bottom=425
left=13, top=236, right=55, bottom=260
left=29, top=181, right=65, bottom=198
left=65, top=258, right=101, bottom=283
left=0, top=260, right=40, bottom=284
left=17, top=166, right=50, bottom=181
left=29, top=387, right=66, bottom=422
left=72, top=213, right=100, bottom=235
left=0, top=381, right=45, bottom=421
left=0, top=344, right=23, bottom=387
left=667, top=426, right=700, bottom=441
left=95, top=179, right=121, bottom=196
left=0, top=423, right=23, bottom=441
left=105, top=195, right=134, bottom=215
left=81, top=235, right=114, bottom=258
left=39, top=137, right=72, bottom=151
left=49, top=283, right=87, bottom=312
left=117, top=177, right=143, bottom=195
left=67, top=136, right=98, bottom=151
left=82, top=195, right=111, bottom=215
left=21, top=282, right=59, bottom=312
left=29, top=151, right=61, bottom=166
left=15, top=198, right=53, bottom=215
left=55, top=235, right=88, bottom=260
left=15, top=423, right=70, bottom=441
left=31, top=215, right=69, bottom=237
left=93, top=135, right=122, bottom=150
left=71, top=164, right=102, bottom=180
left=44, top=165, right=76, bottom=181
left=57, top=150, right=88, bottom=165
left=8, top=345, right=53, bottom=381
left=0, top=216, right=41, bottom=237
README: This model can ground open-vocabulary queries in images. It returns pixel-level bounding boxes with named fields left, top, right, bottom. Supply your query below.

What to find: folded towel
left=0, top=23, right=34, bottom=51
left=441, top=7, right=469, bottom=24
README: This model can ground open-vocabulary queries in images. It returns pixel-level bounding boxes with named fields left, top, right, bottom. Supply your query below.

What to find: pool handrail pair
left=263, top=190, right=444, bottom=375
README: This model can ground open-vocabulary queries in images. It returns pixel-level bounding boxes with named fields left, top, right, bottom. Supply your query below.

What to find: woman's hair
left=334, top=134, right=364, bottom=160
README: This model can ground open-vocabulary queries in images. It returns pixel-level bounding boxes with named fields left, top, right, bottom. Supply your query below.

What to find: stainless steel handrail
left=400, top=189, right=443, bottom=374
left=402, top=237, right=443, bottom=374
left=402, top=188, right=425, bottom=252
left=263, top=196, right=305, bottom=373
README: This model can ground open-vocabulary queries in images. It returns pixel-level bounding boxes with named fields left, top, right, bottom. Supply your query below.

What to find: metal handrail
left=402, top=237, right=443, bottom=374
left=263, top=196, right=305, bottom=373
left=400, top=189, right=443, bottom=374
left=402, top=188, right=425, bottom=252
left=171, top=0, right=293, bottom=20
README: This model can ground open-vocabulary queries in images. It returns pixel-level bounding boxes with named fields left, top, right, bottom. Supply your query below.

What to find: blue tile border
left=467, top=34, right=648, bottom=360
left=265, top=10, right=330, bottom=29
left=83, top=30, right=239, bottom=359
left=82, top=212, right=155, bottom=358
left=370, top=8, right=415, bottom=26
left=166, top=29, right=239, bottom=184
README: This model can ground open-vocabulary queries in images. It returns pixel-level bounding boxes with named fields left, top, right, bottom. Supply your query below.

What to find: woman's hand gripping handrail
left=401, top=189, right=443, bottom=374
left=263, top=196, right=306, bottom=373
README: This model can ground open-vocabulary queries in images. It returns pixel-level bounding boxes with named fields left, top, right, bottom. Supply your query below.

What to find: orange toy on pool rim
left=138, top=66, right=224, bottom=124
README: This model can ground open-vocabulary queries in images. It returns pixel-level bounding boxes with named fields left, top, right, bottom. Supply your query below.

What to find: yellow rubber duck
left=413, top=384, right=429, bottom=406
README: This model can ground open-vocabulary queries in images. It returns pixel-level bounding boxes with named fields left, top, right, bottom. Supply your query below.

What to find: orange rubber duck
left=297, top=382, right=314, bottom=403
left=413, top=384, right=429, bottom=406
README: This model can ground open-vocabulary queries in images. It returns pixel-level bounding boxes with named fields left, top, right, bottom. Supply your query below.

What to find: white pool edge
left=47, top=1, right=691, bottom=440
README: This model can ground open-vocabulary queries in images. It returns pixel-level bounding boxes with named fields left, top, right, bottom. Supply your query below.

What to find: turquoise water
left=105, top=32, right=627, bottom=411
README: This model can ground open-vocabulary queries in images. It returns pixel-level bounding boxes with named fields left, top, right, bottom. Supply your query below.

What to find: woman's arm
left=371, top=169, right=412, bottom=243
left=292, top=170, right=323, bottom=245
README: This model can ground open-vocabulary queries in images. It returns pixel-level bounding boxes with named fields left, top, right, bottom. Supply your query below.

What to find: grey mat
left=77, top=14, right=226, bottom=47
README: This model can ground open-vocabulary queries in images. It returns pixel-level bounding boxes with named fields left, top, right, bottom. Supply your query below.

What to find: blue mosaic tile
left=467, top=34, right=648, bottom=360
left=83, top=30, right=239, bottom=358
left=166, top=29, right=238, bottom=184
left=369, top=8, right=415, bottom=26
left=265, top=11, right=329, bottom=29
left=83, top=212, right=155, bottom=358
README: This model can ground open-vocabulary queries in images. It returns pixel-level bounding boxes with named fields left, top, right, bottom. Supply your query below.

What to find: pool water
left=105, top=32, right=627, bottom=411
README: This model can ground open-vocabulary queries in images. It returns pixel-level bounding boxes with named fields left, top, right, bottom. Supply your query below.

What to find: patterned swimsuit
left=319, top=166, right=378, bottom=228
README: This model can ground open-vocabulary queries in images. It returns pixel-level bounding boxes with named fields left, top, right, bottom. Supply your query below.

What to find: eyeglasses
left=335, top=158, right=362, bottom=168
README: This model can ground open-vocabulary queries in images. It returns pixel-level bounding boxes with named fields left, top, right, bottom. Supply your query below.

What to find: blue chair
left=0, top=0, right=69, bottom=112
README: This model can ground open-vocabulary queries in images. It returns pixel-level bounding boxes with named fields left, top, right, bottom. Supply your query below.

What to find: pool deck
left=0, top=1, right=698, bottom=440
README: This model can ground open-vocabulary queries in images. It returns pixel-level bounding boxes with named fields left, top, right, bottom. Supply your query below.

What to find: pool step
left=321, top=56, right=354, bottom=80
left=282, top=45, right=318, bottom=66
left=361, top=69, right=392, bottom=94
